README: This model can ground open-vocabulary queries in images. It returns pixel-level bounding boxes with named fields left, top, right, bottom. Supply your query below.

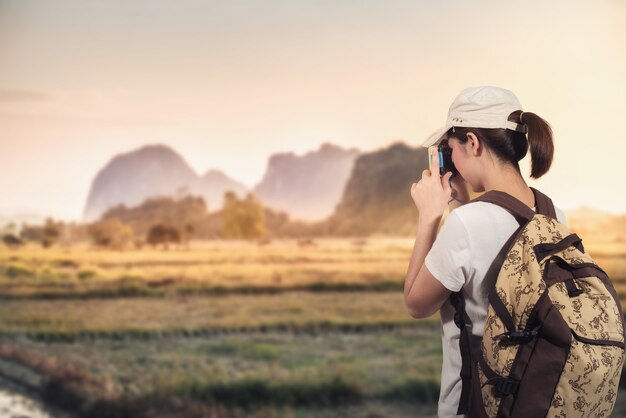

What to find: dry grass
left=1, top=238, right=623, bottom=299
left=0, top=292, right=436, bottom=337
left=0, top=239, right=415, bottom=298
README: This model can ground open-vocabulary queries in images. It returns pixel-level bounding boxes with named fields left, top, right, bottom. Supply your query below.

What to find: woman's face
left=447, top=136, right=466, bottom=174
left=448, top=136, right=482, bottom=192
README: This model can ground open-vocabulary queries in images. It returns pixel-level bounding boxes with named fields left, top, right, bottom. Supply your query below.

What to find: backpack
left=450, top=187, right=626, bottom=417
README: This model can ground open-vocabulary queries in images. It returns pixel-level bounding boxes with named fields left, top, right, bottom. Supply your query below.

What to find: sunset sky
left=1, top=0, right=625, bottom=221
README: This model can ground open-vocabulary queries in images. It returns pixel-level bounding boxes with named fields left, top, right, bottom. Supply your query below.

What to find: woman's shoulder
left=453, top=201, right=568, bottom=226
left=435, top=203, right=504, bottom=242
left=453, top=201, right=511, bottom=219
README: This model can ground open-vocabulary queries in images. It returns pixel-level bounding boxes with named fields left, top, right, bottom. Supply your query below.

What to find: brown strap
left=449, top=292, right=473, bottom=415
left=469, top=359, right=490, bottom=418
left=449, top=292, right=486, bottom=415
left=533, top=233, right=584, bottom=263
left=530, top=187, right=557, bottom=219
left=471, top=191, right=535, bottom=225
left=502, top=293, right=572, bottom=417
left=481, top=222, right=528, bottom=333
left=471, top=187, right=557, bottom=224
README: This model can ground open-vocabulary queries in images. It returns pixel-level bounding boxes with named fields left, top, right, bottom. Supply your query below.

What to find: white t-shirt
left=424, top=201, right=568, bottom=418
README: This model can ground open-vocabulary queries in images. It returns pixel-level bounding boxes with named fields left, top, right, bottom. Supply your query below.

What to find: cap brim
left=420, top=125, right=450, bottom=147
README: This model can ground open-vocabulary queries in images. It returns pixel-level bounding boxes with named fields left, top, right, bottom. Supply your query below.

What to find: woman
left=403, top=86, right=567, bottom=417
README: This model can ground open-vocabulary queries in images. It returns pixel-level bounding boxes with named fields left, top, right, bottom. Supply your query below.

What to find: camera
left=428, top=140, right=458, bottom=177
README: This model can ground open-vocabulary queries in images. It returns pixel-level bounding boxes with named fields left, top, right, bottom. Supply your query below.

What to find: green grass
left=1, top=327, right=443, bottom=414
left=5, top=262, right=35, bottom=278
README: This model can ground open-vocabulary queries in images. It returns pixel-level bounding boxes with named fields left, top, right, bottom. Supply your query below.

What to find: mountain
left=192, top=169, right=248, bottom=211
left=82, top=144, right=248, bottom=222
left=252, top=143, right=360, bottom=221
left=323, top=142, right=428, bottom=236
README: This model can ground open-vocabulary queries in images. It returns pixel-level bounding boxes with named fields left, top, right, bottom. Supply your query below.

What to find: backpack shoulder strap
left=449, top=291, right=481, bottom=415
left=469, top=187, right=556, bottom=224
left=530, top=187, right=557, bottom=219
left=470, top=190, right=535, bottom=225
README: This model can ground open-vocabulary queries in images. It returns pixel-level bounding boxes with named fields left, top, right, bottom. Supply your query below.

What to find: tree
left=102, top=195, right=207, bottom=238
left=2, top=234, right=23, bottom=249
left=181, top=224, right=194, bottom=249
left=87, top=218, right=134, bottom=250
left=20, top=224, right=44, bottom=243
left=221, top=191, right=267, bottom=240
left=17, top=219, right=64, bottom=248
left=146, top=224, right=180, bottom=250
left=42, top=218, right=62, bottom=248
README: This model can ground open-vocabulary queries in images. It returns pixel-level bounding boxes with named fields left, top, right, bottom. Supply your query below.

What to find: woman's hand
left=410, top=151, right=453, bottom=223
left=448, top=172, right=470, bottom=211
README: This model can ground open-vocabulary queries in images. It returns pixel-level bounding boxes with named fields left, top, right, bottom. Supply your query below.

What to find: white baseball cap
left=421, top=86, right=527, bottom=147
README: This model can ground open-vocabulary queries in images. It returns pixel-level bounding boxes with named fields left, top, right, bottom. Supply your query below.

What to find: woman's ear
left=466, top=132, right=481, bottom=155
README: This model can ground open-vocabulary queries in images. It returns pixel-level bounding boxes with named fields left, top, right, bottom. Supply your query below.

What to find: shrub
left=147, top=224, right=181, bottom=249
left=77, top=269, right=97, bottom=280
left=2, top=234, right=23, bottom=248
left=52, top=258, right=79, bottom=268
left=181, top=375, right=364, bottom=406
left=5, top=262, right=34, bottom=278
left=382, top=377, right=440, bottom=403
left=88, top=218, right=135, bottom=250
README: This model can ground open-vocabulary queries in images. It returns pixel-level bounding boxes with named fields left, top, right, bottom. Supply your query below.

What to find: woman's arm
left=404, top=151, right=458, bottom=318
left=404, top=217, right=451, bottom=318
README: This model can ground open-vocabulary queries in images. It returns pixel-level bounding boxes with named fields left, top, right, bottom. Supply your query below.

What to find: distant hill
left=252, top=143, right=360, bottom=221
left=82, top=144, right=248, bottom=222
left=83, top=142, right=358, bottom=224
left=82, top=141, right=429, bottom=237
left=323, top=142, right=428, bottom=236
left=74, top=141, right=626, bottom=239
left=564, top=207, right=626, bottom=243
left=193, top=169, right=248, bottom=211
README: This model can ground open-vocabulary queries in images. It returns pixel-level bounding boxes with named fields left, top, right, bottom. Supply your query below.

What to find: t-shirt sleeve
left=555, top=206, right=568, bottom=227
left=424, top=211, right=472, bottom=292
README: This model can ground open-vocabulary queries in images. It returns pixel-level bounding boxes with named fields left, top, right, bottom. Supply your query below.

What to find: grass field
left=0, top=292, right=428, bottom=338
left=0, top=239, right=409, bottom=299
left=0, top=237, right=624, bottom=417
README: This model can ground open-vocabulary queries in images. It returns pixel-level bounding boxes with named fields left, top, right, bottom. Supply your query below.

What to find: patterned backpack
left=450, top=187, right=625, bottom=417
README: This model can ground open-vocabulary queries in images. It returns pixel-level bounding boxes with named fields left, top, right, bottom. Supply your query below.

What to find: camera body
left=428, top=140, right=458, bottom=177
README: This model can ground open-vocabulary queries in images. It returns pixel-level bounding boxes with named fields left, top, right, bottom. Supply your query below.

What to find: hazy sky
left=1, top=0, right=625, bottom=221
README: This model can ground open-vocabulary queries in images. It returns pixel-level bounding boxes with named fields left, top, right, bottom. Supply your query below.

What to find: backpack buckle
left=498, top=325, right=541, bottom=345
left=494, top=378, right=519, bottom=397
left=568, top=287, right=584, bottom=297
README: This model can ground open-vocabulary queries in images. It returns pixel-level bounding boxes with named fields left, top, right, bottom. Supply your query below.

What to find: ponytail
left=514, top=110, right=554, bottom=179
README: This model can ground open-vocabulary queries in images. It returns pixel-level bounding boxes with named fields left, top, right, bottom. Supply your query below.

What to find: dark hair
left=446, top=110, right=554, bottom=179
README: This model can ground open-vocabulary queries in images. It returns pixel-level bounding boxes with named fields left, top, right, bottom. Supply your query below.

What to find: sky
left=1, top=0, right=625, bottom=221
